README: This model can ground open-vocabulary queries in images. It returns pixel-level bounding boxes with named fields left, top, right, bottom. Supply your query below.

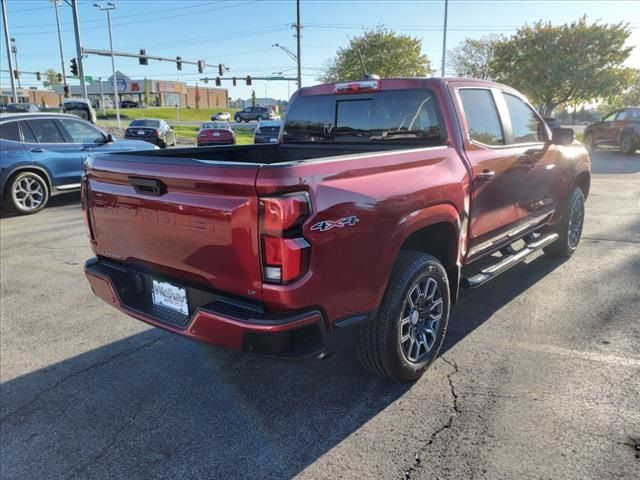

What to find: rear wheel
left=543, top=187, right=585, bottom=258
left=620, top=132, right=637, bottom=155
left=4, top=171, right=49, bottom=215
left=234, top=115, right=241, bottom=123
left=355, top=251, right=450, bottom=382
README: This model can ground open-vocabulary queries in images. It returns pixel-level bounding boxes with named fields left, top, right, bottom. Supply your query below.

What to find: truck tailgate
left=85, top=155, right=263, bottom=300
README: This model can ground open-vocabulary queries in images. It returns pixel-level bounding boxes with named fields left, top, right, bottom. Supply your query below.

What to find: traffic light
left=139, top=49, right=148, bottom=65
left=218, top=64, right=223, bottom=76
left=57, top=73, right=63, bottom=82
left=70, top=58, right=78, bottom=76
left=232, top=77, right=236, bottom=86
left=176, top=56, right=182, bottom=71
left=203, top=77, right=208, bottom=84
left=197, top=60, right=204, bottom=74
left=13, top=69, right=19, bottom=80
left=245, top=75, right=252, bottom=86
left=215, top=77, right=221, bottom=87
left=36, top=71, right=41, bottom=81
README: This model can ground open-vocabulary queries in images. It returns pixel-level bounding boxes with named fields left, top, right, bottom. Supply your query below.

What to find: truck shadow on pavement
left=0, top=255, right=565, bottom=480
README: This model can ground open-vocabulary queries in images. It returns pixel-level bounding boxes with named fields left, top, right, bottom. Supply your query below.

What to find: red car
left=83, top=77, right=590, bottom=382
left=197, top=121, right=235, bottom=146
left=584, top=107, right=640, bottom=154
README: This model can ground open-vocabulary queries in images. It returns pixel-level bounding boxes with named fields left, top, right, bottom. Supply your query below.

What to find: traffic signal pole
left=52, top=0, right=69, bottom=97
left=1, top=0, right=18, bottom=102
left=71, top=0, right=88, bottom=98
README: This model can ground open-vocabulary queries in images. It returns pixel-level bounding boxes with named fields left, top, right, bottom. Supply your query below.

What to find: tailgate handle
left=129, top=177, right=167, bottom=196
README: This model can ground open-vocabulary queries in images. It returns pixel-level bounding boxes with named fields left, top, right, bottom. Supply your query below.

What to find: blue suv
left=0, top=113, right=157, bottom=215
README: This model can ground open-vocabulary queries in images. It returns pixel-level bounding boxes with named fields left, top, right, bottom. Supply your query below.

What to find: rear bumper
left=124, top=135, right=161, bottom=145
left=84, top=257, right=327, bottom=359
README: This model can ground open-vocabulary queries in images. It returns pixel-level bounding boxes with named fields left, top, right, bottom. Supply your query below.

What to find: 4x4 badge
left=311, top=216, right=359, bottom=232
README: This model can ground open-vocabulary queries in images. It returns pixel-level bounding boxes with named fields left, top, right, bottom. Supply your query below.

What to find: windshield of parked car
left=283, top=89, right=444, bottom=143
left=129, top=119, right=160, bottom=128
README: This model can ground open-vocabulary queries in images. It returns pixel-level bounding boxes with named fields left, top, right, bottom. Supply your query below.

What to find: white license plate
left=213, top=132, right=221, bottom=136
left=152, top=280, right=188, bottom=315
left=269, top=137, right=278, bottom=143
left=137, top=130, right=146, bottom=135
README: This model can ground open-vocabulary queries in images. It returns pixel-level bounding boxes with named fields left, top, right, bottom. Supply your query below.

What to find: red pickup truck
left=83, top=77, right=590, bottom=382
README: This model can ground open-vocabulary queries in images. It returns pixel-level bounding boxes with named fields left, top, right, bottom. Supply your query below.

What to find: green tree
left=320, top=26, right=433, bottom=82
left=611, top=69, right=640, bottom=107
left=46, top=68, right=61, bottom=86
left=492, top=17, right=635, bottom=115
left=448, top=35, right=501, bottom=80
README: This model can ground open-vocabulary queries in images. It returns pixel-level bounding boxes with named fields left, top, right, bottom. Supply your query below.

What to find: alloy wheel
left=398, top=275, right=444, bottom=364
left=12, top=175, right=45, bottom=212
left=568, top=195, right=585, bottom=248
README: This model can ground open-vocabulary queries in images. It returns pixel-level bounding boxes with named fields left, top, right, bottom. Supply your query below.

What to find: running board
left=462, top=233, right=559, bottom=289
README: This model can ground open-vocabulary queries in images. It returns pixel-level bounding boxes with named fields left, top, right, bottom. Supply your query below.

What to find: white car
left=211, top=111, right=231, bottom=121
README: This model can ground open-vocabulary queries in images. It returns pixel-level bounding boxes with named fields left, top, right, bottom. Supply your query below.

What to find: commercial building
left=1, top=88, right=61, bottom=108
left=53, top=72, right=228, bottom=109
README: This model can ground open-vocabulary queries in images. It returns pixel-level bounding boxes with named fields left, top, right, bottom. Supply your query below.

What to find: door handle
left=30, top=148, right=44, bottom=153
left=475, top=170, right=495, bottom=182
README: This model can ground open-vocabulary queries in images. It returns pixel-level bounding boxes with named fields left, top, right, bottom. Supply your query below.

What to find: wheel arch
left=1, top=165, right=53, bottom=199
left=574, top=170, right=591, bottom=199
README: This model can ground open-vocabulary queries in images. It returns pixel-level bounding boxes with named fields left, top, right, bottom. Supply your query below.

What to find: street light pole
left=10, top=37, right=20, bottom=88
left=51, top=0, right=68, bottom=97
left=441, top=0, right=449, bottom=77
left=1, top=0, right=18, bottom=102
left=295, top=0, right=302, bottom=88
left=94, top=2, right=120, bottom=127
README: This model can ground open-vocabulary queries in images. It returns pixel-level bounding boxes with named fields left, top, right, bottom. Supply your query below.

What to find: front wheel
left=355, top=251, right=450, bottom=382
left=543, top=187, right=585, bottom=258
left=4, top=171, right=50, bottom=215
left=234, top=116, right=241, bottom=123
left=620, top=132, right=637, bottom=155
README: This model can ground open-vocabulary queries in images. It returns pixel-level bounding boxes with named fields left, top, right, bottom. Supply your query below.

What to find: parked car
left=124, top=119, right=176, bottom=148
left=584, top=107, right=640, bottom=155
left=253, top=119, right=281, bottom=144
left=120, top=100, right=139, bottom=108
left=197, top=121, right=235, bottom=146
left=233, top=106, right=275, bottom=123
left=0, top=112, right=156, bottom=215
left=83, top=77, right=589, bottom=382
left=6, top=103, right=41, bottom=113
left=543, top=117, right=561, bottom=130
left=62, top=98, right=97, bottom=125
left=211, top=112, right=231, bottom=121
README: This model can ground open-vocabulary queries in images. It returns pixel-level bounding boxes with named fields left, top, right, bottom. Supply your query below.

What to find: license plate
left=137, top=130, right=146, bottom=135
left=213, top=132, right=220, bottom=136
left=269, top=137, right=278, bottom=143
left=152, top=280, right=188, bottom=315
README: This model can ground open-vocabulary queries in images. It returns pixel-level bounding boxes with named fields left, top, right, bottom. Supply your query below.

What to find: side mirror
left=551, top=127, right=575, bottom=146
left=106, top=133, right=115, bottom=143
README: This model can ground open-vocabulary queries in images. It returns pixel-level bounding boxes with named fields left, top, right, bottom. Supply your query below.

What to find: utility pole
left=99, top=77, right=105, bottom=116
left=10, top=37, right=20, bottom=87
left=1, top=0, right=17, bottom=102
left=441, top=0, right=448, bottom=77
left=295, top=0, right=302, bottom=88
left=94, top=2, right=120, bottom=127
left=51, top=0, right=68, bottom=97
left=71, top=0, right=88, bottom=98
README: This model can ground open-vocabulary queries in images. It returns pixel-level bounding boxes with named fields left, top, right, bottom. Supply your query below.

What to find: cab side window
left=58, top=118, right=105, bottom=144
left=503, top=93, right=545, bottom=144
left=459, top=89, right=505, bottom=146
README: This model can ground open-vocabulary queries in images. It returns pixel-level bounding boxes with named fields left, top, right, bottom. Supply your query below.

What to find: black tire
left=584, top=132, right=596, bottom=152
left=234, top=116, right=241, bottom=123
left=543, top=187, right=585, bottom=258
left=620, top=132, right=637, bottom=155
left=3, top=171, right=49, bottom=215
left=355, top=251, right=450, bottom=382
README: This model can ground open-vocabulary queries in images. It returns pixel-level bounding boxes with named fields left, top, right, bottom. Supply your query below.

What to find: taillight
left=259, top=192, right=311, bottom=284
left=155, top=129, right=162, bottom=136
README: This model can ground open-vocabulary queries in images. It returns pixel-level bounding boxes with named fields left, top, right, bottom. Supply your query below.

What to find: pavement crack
left=1, top=335, right=163, bottom=423
left=403, top=356, right=460, bottom=480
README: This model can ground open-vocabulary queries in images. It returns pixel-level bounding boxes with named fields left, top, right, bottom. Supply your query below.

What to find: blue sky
left=1, top=0, right=639, bottom=101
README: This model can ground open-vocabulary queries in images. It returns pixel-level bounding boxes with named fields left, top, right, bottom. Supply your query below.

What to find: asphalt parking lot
left=1, top=150, right=638, bottom=480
